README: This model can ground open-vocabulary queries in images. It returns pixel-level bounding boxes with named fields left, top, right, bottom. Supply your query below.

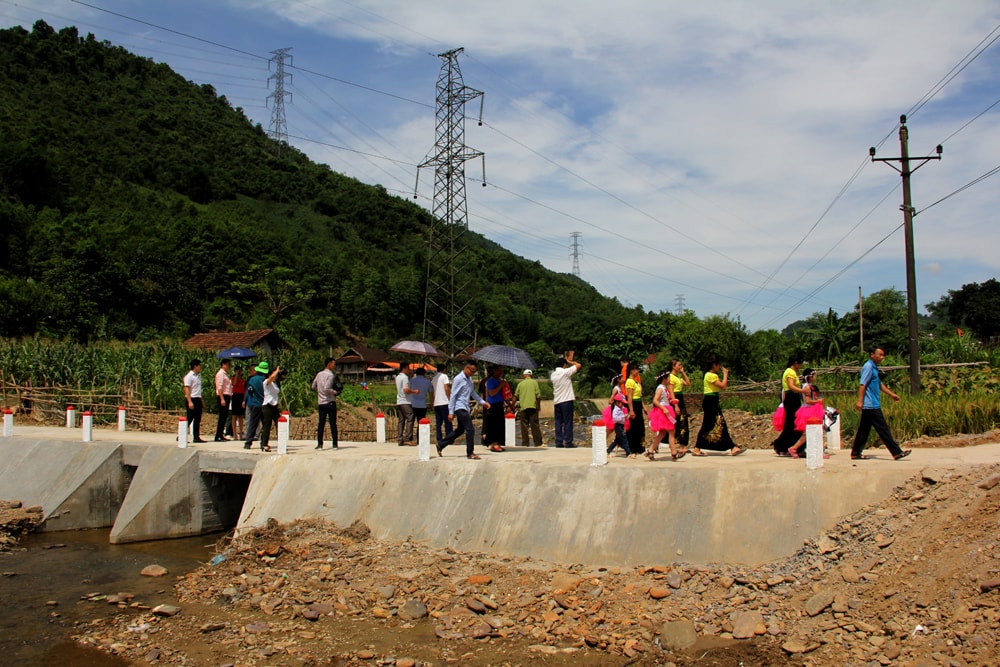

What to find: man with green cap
left=243, top=361, right=269, bottom=450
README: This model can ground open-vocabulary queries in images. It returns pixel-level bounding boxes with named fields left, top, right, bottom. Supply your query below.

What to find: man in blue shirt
left=851, top=346, right=911, bottom=461
left=436, top=362, right=490, bottom=460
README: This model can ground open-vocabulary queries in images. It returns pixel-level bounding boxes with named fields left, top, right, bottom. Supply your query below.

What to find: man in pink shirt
left=214, top=359, right=233, bottom=441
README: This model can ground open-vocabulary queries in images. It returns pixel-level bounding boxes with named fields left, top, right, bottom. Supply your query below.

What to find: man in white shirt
left=432, top=369, right=453, bottom=444
left=183, top=359, right=206, bottom=443
left=551, top=351, right=581, bottom=448
left=395, top=365, right=418, bottom=446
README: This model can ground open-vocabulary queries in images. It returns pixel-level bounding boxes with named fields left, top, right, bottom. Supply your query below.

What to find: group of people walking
left=603, top=356, right=747, bottom=461
left=185, top=345, right=913, bottom=464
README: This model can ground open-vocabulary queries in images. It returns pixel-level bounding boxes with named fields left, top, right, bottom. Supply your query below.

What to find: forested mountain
left=0, top=21, right=641, bottom=353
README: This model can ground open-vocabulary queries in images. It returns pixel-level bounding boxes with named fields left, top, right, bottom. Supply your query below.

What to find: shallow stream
left=0, top=529, right=220, bottom=666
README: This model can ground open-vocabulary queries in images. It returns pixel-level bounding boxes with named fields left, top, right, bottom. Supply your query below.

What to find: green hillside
left=0, top=20, right=641, bottom=353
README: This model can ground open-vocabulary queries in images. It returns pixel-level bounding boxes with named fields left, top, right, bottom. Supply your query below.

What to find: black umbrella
left=471, top=345, right=537, bottom=370
left=216, top=347, right=257, bottom=359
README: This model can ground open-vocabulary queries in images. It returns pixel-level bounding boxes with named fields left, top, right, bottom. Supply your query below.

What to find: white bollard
left=277, top=416, right=288, bottom=455
left=66, top=405, right=76, bottom=428
left=376, top=413, right=386, bottom=443
left=177, top=416, right=188, bottom=448
left=505, top=412, right=516, bottom=447
left=826, top=413, right=841, bottom=450
left=591, top=419, right=608, bottom=466
left=118, top=406, right=126, bottom=431
left=82, top=410, right=93, bottom=442
left=417, top=418, right=431, bottom=461
left=805, top=418, right=823, bottom=469
left=2, top=409, right=12, bottom=438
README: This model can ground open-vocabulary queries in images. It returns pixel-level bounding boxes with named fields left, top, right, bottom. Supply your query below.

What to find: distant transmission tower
left=674, top=294, right=685, bottom=315
left=266, top=48, right=293, bottom=155
left=570, top=232, right=582, bottom=277
left=415, top=48, right=485, bottom=364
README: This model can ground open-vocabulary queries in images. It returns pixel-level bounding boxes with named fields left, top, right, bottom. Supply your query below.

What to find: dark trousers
left=317, top=402, right=338, bottom=447
left=413, top=406, right=428, bottom=421
left=439, top=409, right=476, bottom=456
left=434, top=404, right=454, bottom=442
left=260, top=404, right=279, bottom=449
left=186, top=397, right=203, bottom=439
left=608, top=422, right=628, bottom=454
left=518, top=407, right=543, bottom=446
left=554, top=401, right=574, bottom=447
left=215, top=395, right=231, bottom=440
left=244, top=405, right=262, bottom=447
left=396, top=403, right=415, bottom=443
left=852, top=408, right=904, bottom=458
left=626, top=399, right=645, bottom=454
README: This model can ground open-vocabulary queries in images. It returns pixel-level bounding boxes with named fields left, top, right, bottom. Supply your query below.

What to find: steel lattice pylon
left=267, top=48, right=292, bottom=156
left=416, top=48, right=485, bottom=365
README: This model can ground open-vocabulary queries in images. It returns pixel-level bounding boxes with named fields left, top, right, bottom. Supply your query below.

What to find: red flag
left=957, top=327, right=964, bottom=337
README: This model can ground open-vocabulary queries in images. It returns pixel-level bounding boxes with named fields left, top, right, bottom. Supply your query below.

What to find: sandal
left=673, top=450, right=687, bottom=461
left=628, top=454, right=637, bottom=459
left=467, top=454, right=482, bottom=460
left=730, top=446, right=746, bottom=456
left=261, top=445, right=272, bottom=452
left=489, top=444, right=504, bottom=452
left=689, top=448, right=706, bottom=456
left=644, top=449, right=655, bottom=461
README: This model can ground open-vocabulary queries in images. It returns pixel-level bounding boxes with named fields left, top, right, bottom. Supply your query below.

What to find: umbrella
left=390, top=340, right=441, bottom=357
left=216, top=347, right=257, bottom=359
left=471, top=345, right=537, bottom=370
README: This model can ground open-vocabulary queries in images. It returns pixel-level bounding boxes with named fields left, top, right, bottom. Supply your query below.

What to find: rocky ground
left=0, top=499, right=43, bottom=552
left=63, top=453, right=1000, bottom=667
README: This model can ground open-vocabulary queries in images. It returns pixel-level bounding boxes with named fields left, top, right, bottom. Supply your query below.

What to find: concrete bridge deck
left=1, top=425, right=998, bottom=565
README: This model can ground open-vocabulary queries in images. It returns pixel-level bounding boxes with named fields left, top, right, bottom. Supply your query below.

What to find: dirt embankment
left=67, top=458, right=1000, bottom=667
left=0, top=500, right=43, bottom=552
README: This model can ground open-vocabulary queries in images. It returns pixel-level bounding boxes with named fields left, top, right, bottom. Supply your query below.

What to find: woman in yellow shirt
left=668, top=359, right=694, bottom=455
left=694, top=355, right=745, bottom=455
left=771, top=355, right=805, bottom=456
left=623, top=363, right=645, bottom=459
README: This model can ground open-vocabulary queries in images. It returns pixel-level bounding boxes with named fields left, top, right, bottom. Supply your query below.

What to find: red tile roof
left=183, top=329, right=284, bottom=350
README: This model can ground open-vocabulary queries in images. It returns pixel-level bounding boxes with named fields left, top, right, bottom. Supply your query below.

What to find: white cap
left=522, top=369, right=533, bottom=375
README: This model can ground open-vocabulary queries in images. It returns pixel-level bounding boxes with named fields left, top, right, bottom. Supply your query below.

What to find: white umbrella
left=390, top=340, right=441, bottom=357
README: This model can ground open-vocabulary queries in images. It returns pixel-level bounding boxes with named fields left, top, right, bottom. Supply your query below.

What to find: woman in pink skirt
left=646, top=371, right=684, bottom=461
left=788, top=368, right=827, bottom=458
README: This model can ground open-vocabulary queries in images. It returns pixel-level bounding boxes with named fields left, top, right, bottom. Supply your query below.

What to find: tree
left=842, top=288, right=908, bottom=356
left=799, top=308, right=846, bottom=362
left=927, top=278, right=1000, bottom=341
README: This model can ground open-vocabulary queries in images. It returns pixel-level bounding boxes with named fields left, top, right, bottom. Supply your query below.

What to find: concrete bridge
left=1, top=426, right=997, bottom=565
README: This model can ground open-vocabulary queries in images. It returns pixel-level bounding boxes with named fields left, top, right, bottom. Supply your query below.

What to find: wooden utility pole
left=870, top=115, right=942, bottom=395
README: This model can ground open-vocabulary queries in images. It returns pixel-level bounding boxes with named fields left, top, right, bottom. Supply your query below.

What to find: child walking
left=647, top=371, right=684, bottom=461
left=607, top=390, right=630, bottom=457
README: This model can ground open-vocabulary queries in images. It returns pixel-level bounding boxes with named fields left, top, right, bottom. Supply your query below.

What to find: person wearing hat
left=606, top=389, right=630, bottom=456
left=514, top=368, right=544, bottom=447
left=243, top=361, right=269, bottom=449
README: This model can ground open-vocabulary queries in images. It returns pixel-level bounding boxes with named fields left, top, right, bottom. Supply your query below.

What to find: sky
left=4, top=0, right=1000, bottom=332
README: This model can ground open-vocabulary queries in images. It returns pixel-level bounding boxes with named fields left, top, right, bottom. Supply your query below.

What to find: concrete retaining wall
left=238, top=457, right=913, bottom=566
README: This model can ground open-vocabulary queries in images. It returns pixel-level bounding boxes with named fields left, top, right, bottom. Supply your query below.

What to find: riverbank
left=70, top=460, right=1000, bottom=666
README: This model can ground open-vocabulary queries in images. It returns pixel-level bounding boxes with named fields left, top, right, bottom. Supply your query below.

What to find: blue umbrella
left=216, top=347, right=257, bottom=359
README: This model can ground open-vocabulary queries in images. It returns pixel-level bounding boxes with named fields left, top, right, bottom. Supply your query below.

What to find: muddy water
left=0, top=529, right=221, bottom=666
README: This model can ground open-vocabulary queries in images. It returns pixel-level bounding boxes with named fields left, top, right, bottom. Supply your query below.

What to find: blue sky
left=4, top=0, right=1000, bottom=332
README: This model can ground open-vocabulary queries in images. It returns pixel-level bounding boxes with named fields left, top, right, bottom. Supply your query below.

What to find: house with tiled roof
left=183, top=329, right=286, bottom=354
left=336, top=344, right=392, bottom=381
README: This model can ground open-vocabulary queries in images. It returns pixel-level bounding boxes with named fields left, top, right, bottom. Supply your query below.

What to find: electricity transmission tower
left=415, top=48, right=485, bottom=364
left=267, top=48, right=293, bottom=155
left=674, top=294, right=685, bottom=315
left=570, top=232, right=582, bottom=277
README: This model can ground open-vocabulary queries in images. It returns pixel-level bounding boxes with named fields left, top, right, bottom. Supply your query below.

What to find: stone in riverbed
left=659, top=620, right=697, bottom=650
left=398, top=599, right=428, bottom=621
left=140, top=565, right=168, bottom=577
